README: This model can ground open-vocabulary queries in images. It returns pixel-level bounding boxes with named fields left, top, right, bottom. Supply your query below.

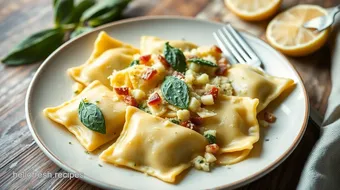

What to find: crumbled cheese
left=204, top=152, right=217, bottom=163
left=211, top=76, right=233, bottom=96
left=192, top=156, right=210, bottom=172
left=177, top=109, right=190, bottom=122
left=197, top=108, right=217, bottom=118
left=195, top=74, right=210, bottom=85
left=201, top=94, right=214, bottom=105
left=188, top=97, right=201, bottom=112
left=131, top=89, right=146, bottom=101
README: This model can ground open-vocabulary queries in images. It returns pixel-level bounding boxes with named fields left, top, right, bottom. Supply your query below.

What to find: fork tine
left=217, top=29, right=245, bottom=63
left=226, top=24, right=259, bottom=60
left=222, top=27, right=251, bottom=62
left=213, top=32, right=237, bottom=64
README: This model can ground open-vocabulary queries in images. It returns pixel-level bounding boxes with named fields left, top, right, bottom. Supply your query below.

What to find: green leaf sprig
left=1, top=0, right=132, bottom=66
left=187, top=58, right=218, bottom=67
left=161, top=76, right=190, bottom=109
left=78, top=99, right=106, bottom=134
left=163, top=42, right=187, bottom=73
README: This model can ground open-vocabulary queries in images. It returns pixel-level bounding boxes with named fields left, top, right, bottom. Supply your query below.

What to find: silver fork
left=213, top=24, right=262, bottom=68
left=213, top=24, right=322, bottom=128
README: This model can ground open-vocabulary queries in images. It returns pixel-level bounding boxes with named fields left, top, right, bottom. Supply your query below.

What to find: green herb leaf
left=81, top=0, right=131, bottom=26
left=54, top=0, right=74, bottom=26
left=187, top=58, right=217, bottom=67
left=161, top=76, right=189, bottom=109
left=169, top=118, right=180, bottom=125
left=68, top=0, right=96, bottom=24
left=70, top=26, right=92, bottom=39
left=129, top=60, right=139, bottom=67
left=87, top=8, right=121, bottom=27
left=78, top=100, right=106, bottom=134
left=163, top=42, right=186, bottom=72
left=2, top=28, right=64, bottom=65
left=204, top=134, right=216, bottom=144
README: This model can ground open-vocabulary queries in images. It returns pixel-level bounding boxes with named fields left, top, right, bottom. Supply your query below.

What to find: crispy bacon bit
left=157, top=55, right=169, bottom=67
left=215, top=64, right=229, bottom=76
left=180, top=120, right=199, bottom=132
left=148, top=93, right=162, bottom=106
left=212, top=45, right=222, bottom=53
left=114, top=87, right=129, bottom=95
left=139, top=54, right=151, bottom=64
left=190, top=116, right=203, bottom=125
left=208, top=87, right=219, bottom=100
left=264, top=111, right=276, bottom=123
left=141, top=68, right=157, bottom=80
left=172, top=71, right=185, bottom=79
left=205, top=144, right=219, bottom=154
left=123, top=95, right=138, bottom=107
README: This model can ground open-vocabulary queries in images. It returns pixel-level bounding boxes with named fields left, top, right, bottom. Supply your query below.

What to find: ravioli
left=228, top=64, right=294, bottom=112
left=100, top=106, right=208, bottom=183
left=140, top=36, right=198, bottom=54
left=43, top=80, right=127, bottom=151
left=68, top=32, right=139, bottom=87
left=202, top=96, right=259, bottom=163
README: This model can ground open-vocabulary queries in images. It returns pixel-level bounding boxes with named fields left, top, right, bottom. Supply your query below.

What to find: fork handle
left=328, top=5, right=340, bottom=19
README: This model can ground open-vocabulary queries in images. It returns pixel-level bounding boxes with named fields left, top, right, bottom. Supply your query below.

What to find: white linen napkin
left=298, top=18, right=340, bottom=190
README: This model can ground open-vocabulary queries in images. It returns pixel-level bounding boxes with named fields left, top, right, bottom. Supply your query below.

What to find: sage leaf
left=161, top=76, right=189, bottom=109
left=81, top=0, right=131, bottom=25
left=187, top=58, right=217, bottom=67
left=78, top=100, right=106, bottom=134
left=2, top=28, right=64, bottom=65
left=163, top=42, right=186, bottom=73
left=54, top=0, right=74, bottom=26
left=68, top=0, right=96, bottom=24
left=87, top=8, right=121, bottom=27
left=70, top=26, right=92, bottom=39
left=129, top=59, right=139, bottom=66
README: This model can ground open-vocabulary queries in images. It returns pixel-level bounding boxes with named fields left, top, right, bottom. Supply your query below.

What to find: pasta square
left=100, top=106, right=208, bottom=183
left=68, top=32, right=139, bottom=87
left=44, top=80, right=127, bottom=151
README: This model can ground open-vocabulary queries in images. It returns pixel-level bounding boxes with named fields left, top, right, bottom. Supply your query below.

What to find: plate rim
left=25, top=15, right=309, bottom=190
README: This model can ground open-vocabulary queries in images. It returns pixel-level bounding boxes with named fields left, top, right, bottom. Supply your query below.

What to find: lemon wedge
left=266, top=5, right=330, bottom=56
left=224, top=0, right=282, bottom=21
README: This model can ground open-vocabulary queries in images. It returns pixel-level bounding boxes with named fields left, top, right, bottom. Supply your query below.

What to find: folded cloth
left=298, top=19, right=340, bottom=190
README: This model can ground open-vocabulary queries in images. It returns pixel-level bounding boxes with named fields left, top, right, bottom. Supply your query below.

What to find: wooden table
left=0, top=0, right=336, bottom=189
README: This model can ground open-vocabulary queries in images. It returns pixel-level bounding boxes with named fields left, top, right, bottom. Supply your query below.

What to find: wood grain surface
left=0, top=0, right=337, bottom=189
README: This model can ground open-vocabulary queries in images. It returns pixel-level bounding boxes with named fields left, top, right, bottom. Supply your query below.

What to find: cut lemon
left=224, top=0, right=282, bottom=21
left=266, top=5, right=330, bottom=57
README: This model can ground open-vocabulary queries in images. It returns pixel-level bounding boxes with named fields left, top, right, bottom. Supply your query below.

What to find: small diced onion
left=189, top=97, right=201, bottom=112
left=204, top=152, right=217, bottom=163
left=152, top=62, right=165, bottom=73
left=201, top=94, right=214, bottom=105
left=195, top=74, right=209, bottom=85
left=131, top=89, right=146, bottom=101
left=177, top=109, right=190, bottom=122
left=189, top=63, right=201, bottom=72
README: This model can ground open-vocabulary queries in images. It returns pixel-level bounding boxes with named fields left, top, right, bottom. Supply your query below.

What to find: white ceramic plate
left=26, top=16, right=309, bottom=190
